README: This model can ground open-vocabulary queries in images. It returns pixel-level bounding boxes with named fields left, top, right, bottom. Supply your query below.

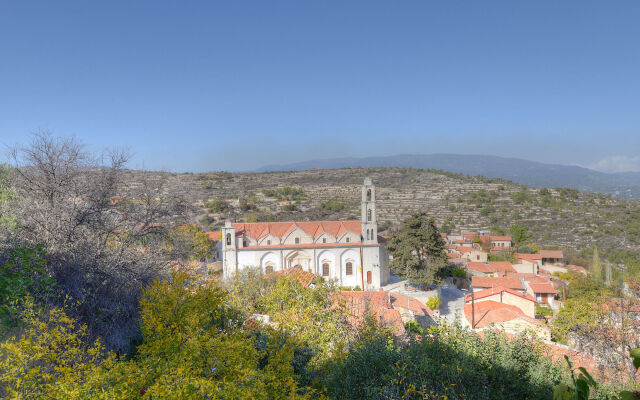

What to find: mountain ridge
left=256, top=153, right=640, bottom=198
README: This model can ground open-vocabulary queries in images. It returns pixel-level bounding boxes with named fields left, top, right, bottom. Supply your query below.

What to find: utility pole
left=471, top=290, right=475, bottom=329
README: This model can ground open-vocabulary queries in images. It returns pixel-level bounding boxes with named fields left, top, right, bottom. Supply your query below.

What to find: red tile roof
left=233, top=220, right=362, bottom=240
left=465, top=286, right=536, bottom=303
left=490, top=236, right=512, bottom=242
left=467, top=261, right=516, bottom=275
left=457, top=246, right=486, bottom=254
left=540, top=250, right=564, bottom=259
left=472, top=276, right=526, bottom=291
left=240, top=242, right=380, bottom=250
left=516, top=253, right=542, bottom=260
left=464, top=300, right=544, bottom=329
left=205, top=231, right=221, bottom=241
left=528, top=282, right=558, bottom=294
left=338, top=291, right=405, bottom=335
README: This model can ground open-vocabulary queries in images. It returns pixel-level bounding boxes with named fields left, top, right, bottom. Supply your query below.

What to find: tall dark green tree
left=386, top=212, right=448, bottom=285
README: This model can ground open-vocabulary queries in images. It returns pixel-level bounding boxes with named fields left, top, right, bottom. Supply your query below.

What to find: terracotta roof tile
left=472, top=276, right=526, bottom=291
left=464, top=300, right=544, bottom=329
left=540, top=250, right=564, bottom=259
left=465, top=286, right=536, bottom=303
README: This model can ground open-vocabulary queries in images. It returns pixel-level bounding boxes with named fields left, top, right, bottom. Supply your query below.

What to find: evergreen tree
left=386, top=212, right=448, bottom=285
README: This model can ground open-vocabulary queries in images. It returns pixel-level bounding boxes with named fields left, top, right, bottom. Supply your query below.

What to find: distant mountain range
left=256, top=154, right=640, bottom=198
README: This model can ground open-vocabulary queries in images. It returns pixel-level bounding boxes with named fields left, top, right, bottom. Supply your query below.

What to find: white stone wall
left=230, top=245, right=388, bottom=288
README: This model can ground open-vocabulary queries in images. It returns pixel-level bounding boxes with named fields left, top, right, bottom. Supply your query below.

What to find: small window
left=226, top=233, right=231, bottom=246
left=243, top=239, right=247, bottom=247
left=476, top=255, right=480, bottom=260
left=367, top=209, right=372, bottom=222
left=322, top=238, right=326, bottom=243
left=346, top=237, right=350, bottom=243
left=267, top=240, right=271, bottom=245
left=366, top=271, right=372, bottom=284
left=265, top=265, right=274, bottom=274
left=295, top=237, right=300, bottom=244
left=322, top=263, right=329, bottom=277
left=346, top=262, right=353, bottom=276
left=366, top=189, right=371, bottom=201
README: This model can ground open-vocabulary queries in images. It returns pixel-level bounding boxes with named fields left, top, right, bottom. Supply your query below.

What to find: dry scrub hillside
left=119, top=167, right=640, bottom=252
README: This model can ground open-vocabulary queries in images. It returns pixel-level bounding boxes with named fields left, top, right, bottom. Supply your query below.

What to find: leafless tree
left=4, top=131, right=186, bottom=353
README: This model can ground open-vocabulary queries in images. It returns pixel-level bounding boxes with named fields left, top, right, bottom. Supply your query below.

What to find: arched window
left=345, top=262, right=353, bottom=276
left=295, top=237, right=300, bottom=244
left=265, top=264, right=274, bottom=274
left=366, top=271, right=372, bottom=284
left=367, top=209, right=372, bottom=222
left=226, top=233, right=231, bottom=246
left=366, top=189, right=371, bottom=201
left=322, top=263, right=329, bottom=277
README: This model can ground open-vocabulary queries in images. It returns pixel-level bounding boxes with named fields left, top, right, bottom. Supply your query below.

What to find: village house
left=465, top=286, right=536, bottom=318
left=526, top=281, right=558, bottom=307
left=467, top=261, right=516, bottom=277
left=220, top=178, right=390, bottom=289
left=490, top=235, right=512, bottom=249
left=463, top=301, right=550, bottom=340
left=457, top=246, right=488, bottom=262
left=540, top=249, right=564, bottom=265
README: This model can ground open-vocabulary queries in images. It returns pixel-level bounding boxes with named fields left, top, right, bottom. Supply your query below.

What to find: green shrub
left=426, top=295, right=441, bottom=309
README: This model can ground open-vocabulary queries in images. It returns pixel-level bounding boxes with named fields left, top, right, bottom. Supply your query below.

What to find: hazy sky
left=1, top=1, right=639, bottom=172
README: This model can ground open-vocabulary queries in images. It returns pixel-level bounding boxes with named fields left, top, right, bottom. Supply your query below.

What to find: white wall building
left=220, top=178, right=390, bottom=289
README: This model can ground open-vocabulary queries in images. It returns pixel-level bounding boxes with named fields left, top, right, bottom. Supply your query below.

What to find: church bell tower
left=361, top=177, right=377, bottom=244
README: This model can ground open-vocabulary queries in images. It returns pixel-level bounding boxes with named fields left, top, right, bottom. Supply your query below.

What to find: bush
left=426, top=295, right=441, bottom=309
left=451, top=266, right=467, bottom=278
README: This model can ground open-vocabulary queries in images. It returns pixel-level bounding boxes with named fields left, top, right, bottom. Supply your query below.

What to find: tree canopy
left=386, top=212, right=449, bottom=285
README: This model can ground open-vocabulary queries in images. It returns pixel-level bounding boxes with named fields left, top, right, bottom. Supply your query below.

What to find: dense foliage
left=386, top=212, right=449, bottom=285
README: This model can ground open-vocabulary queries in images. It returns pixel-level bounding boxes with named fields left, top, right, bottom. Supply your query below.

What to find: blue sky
left=1, top=1, right=639, bottom=172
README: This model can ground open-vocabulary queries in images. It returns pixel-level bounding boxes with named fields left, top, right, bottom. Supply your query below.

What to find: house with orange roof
left=467, top=261, right=516, bottom=277
left=525, top=281, right=558, bottom=306
left=463, top=300, right=550, bottom=339
left=490, top=235, right=512, bottom=249
left=457, top=246, right=488, bottom=262
left=540, top=249, right=564, bottom=265
left=465, top=286, right=536, bottom=318
left=471, top=276, right=528, bottom=293
left=338, top=290, right=438, bottom=336
left=220, top=178, right=390, bottom=289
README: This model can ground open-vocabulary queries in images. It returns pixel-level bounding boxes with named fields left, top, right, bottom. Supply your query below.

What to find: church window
left=367, top=209, right=372, bottom=222
left=366, top=189, right=371, bottom=201
left=295, top=237, right=300, bottom=244
left=346, top=262, right=353, bottom=276
left=226, top=233, right=231, bottom=246
left=322, top=263, right=330, bottom=277
left=367, top=271, right=372, bottom=284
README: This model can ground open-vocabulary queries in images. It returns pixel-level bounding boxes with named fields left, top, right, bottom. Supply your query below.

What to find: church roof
left=233, top=220, right=362, bottom=240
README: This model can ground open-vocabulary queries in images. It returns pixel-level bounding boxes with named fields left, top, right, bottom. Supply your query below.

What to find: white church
left=220, top=178, right=390, bottom=289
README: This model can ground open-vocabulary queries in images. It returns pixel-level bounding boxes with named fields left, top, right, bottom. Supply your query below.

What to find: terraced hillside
left=119, top=167, right=640, bottom=253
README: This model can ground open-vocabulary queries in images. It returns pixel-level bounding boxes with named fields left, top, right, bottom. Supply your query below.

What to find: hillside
left=256, top=154, right=640, bottom=199
left=120, top=167, right=640, bottom=253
